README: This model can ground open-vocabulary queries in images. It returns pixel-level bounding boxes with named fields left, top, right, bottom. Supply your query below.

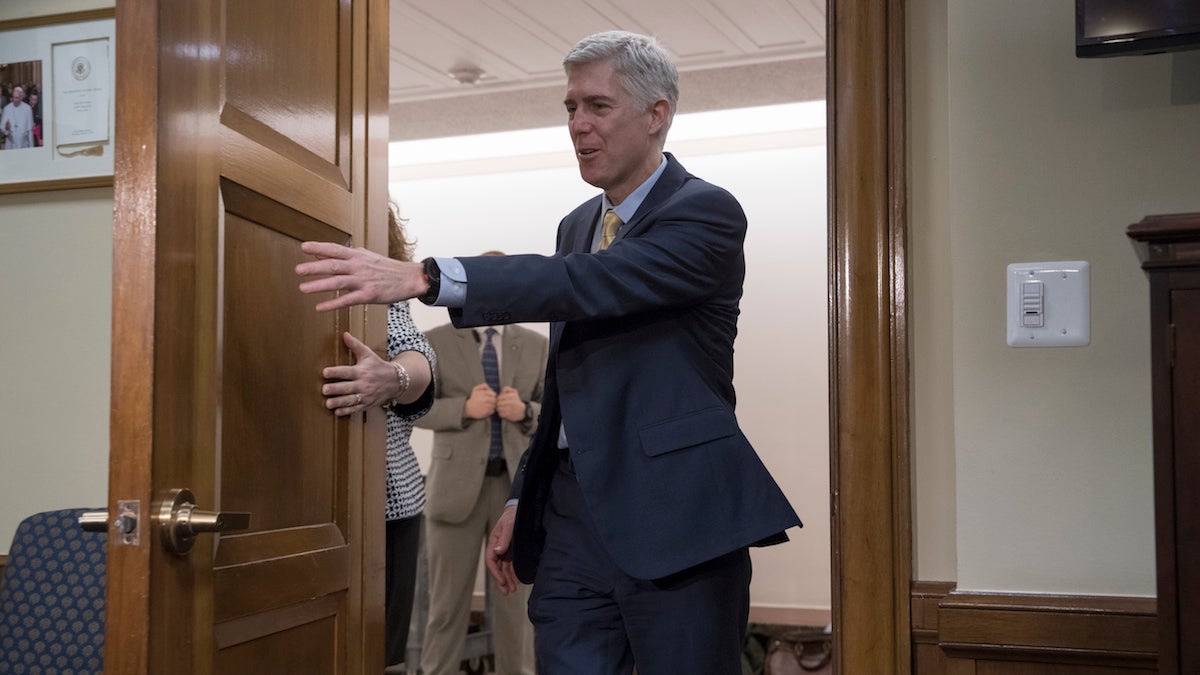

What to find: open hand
left=320, top=332, right=394, bottom=416
left=296, top=241, right=426, bottom=312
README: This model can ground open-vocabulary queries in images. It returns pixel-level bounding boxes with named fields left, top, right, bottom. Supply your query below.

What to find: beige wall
left=910, top=0, right=1200, bottom=594
left=0, top=0, right=114, bottom=553
left=909, top=0, right=956, bottom=584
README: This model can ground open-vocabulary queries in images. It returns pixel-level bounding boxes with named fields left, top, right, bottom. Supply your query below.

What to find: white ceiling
left=387, top=0, right=827, bottom=139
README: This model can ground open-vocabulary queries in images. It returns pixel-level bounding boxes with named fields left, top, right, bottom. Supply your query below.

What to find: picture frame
left=0, top=9, right=115, bottom=194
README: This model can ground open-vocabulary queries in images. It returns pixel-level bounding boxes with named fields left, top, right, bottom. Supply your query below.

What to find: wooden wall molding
left=940, top=590, right=1157, bottom=667
left=911, top=581, right=956, bottom=645
left=911, top=582, right=1158, bottom=671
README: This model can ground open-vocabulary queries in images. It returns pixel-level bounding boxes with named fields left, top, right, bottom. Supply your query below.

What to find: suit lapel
left=544, top=156, right=689, bottom=396
left=563, top=158, right=687, bottom=252
left=613, top=152, right=689, bottom=245
left=550, top=199, right=600, bottom=357
left=563, top=197, right=604, bottom=255
left=454, top=327, right=485, bottom=385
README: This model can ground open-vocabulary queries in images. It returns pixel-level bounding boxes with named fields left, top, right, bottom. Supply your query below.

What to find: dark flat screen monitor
left=1076, top=0, right=1200, bottom=57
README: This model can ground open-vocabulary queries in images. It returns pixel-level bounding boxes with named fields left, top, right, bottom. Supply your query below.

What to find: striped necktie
left=481, top=328, right=503, bottom=459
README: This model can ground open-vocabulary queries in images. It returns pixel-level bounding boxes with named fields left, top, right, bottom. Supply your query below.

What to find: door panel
left=215, top=615, right=336, bottom=674
left=220, top=189, right=347, bottom=533
left=108, top=0, right=387, bottom=672
left=219, top=123, right=354, bottom=225
left=224, top=0, right=349, bottom=175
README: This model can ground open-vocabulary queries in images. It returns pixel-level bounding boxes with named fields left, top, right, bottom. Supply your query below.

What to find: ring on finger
left=355, top=393, right=362, bottom=405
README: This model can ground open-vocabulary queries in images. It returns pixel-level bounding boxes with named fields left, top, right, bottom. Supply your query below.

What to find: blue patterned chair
left=0, top=508, right=107, bottom=675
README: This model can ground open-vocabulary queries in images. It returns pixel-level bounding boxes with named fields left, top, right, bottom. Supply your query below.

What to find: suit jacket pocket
left=638, top=407, right=738, bottom=457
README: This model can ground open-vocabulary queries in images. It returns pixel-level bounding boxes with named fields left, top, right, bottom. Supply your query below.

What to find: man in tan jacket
left=416, top=312, right=547, bottom=675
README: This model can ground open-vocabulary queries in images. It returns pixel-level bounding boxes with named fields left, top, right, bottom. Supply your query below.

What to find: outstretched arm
left=296, top=241, right=429, bottom=311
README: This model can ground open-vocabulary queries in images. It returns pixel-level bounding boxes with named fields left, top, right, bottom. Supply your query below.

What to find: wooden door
left=105, top=0, right=389, bottom=673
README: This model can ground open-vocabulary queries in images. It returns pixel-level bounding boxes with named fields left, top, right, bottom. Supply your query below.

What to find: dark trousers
left=385, top=514, right=421, bottom=666
left=528, top=455, right=751, bottom=675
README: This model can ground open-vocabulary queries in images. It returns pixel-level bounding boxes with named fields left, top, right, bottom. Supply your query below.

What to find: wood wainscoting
left=912, top=582, right=1158, bottom=673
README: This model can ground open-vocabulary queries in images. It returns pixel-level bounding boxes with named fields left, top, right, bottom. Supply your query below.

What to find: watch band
left=418, top=257, right=441, bottom=305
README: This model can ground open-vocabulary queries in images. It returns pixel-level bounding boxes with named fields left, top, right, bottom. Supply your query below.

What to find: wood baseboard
left=912, top=581, right=1158, bottom=672
left=749, top=605, right=832, bottom=628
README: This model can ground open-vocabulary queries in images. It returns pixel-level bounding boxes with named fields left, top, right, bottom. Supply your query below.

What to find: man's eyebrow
left=572, top=95, right=616, bottom=105
left=564, top=93, right=618, bottom=108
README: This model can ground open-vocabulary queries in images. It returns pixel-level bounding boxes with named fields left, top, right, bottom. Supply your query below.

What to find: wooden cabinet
left=1128, top=212, right=1200, bottom=675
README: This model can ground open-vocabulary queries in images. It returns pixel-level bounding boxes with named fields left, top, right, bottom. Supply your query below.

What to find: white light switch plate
left=1006, top=261, right=1090, bottom=347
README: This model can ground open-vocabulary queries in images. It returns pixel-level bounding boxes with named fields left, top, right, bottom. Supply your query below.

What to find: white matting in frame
left=0, top=9, right=115, bottom=194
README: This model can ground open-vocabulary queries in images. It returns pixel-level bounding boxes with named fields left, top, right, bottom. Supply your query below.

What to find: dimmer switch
left=1020, top=280, right=1044, bottom=328
left=1006, top=261, right=1089, bottom=347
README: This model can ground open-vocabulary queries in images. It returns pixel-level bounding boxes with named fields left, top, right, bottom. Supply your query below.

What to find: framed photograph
left=0, top=9, right=115, bottom=194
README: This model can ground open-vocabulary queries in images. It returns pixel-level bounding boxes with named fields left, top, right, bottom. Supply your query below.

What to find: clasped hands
left=295, top=241, right=427, bottom=312
left=464, top=383, right=527, bottom=421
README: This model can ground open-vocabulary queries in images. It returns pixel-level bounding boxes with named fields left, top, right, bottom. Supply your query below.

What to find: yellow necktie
left=600, top=209, right=622, bottom=250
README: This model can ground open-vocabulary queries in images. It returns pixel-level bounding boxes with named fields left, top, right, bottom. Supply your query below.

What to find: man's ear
left=647, top=99, right=670, bottom=136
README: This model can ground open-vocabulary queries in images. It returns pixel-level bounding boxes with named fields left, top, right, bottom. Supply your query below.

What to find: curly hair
left=387, top=199, right=416, bottom=262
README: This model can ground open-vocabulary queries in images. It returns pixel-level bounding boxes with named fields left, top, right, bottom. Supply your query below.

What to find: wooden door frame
left=106, top=0, right=158, bottom=670
left=828, top=0, right=912, bottom=673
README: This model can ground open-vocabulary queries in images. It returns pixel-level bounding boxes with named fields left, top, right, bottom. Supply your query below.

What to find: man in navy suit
left=297, top=30, right=801, bottom=675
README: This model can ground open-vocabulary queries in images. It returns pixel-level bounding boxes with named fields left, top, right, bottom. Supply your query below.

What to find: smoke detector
left=447, top=66, right=486, bottom=85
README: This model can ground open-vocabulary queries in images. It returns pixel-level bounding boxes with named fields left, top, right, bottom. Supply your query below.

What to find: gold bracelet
left=383, top=360, right=411, bottom=408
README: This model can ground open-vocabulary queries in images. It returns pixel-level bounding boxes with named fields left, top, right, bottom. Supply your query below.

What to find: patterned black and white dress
left=385, top=301, right=436, bottom=521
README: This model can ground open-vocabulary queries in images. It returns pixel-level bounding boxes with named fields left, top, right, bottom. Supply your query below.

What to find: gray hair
left=563, top=31, right=679, bottom=124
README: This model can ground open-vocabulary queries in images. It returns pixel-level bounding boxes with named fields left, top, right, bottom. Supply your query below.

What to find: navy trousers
left=528, top=453, right=751, bottom=675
